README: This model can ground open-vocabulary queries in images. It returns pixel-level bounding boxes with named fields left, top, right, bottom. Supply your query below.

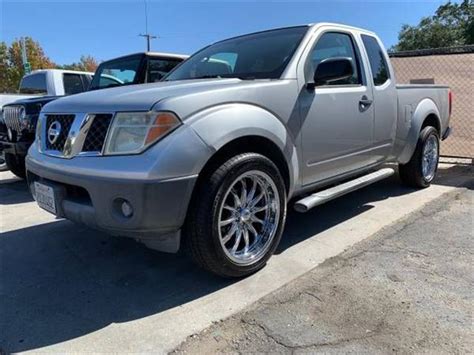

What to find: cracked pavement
left=174, top=173, right=473, bottom=354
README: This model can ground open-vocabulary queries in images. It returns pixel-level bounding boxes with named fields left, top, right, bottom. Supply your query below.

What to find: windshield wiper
left=90, top=82, right=135, bottom=90
left=193, top=75, right=222, bottom=79
left=165, top=75, right=255, bottom=82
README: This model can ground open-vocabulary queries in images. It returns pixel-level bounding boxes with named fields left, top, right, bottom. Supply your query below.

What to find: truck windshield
left=89, top=55, right=142, bottom=90
left=164, top=26, right=308, bottom=81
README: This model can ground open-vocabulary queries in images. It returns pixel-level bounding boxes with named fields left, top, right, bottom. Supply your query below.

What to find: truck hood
left=42, top=79, right=254, bottom=114
left=7, top=95, right=62, bottom=105
left=4, top=96, right=64, bottom=107
left=4, top=95, right=62, bottom=114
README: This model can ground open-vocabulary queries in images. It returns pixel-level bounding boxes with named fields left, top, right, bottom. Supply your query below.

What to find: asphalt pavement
left=0, top=164, right=472, bottom=353
left=175, top=170, right=473, bottom=354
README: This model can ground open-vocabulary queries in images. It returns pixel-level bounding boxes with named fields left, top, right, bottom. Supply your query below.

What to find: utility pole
left=21, top=38, right=31, bottom=74
left=139, top=0, right=157, bottom=51
left=139, top=33, right=157, bottom=52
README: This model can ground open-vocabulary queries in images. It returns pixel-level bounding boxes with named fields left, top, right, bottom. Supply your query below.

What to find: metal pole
left=21, top=37, right=31, bottom=74
left=139, top=33, right=157, bottom=51
left=138, top=0, right=157, bottom=51
left=21, top=38, right=27, bottom=65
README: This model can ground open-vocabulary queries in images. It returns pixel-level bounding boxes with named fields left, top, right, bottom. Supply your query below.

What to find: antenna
left=139, top=0, right=157, bottom=51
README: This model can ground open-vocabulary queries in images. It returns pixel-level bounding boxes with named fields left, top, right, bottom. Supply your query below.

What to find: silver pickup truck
left=26, top=23, right=451, bottom=277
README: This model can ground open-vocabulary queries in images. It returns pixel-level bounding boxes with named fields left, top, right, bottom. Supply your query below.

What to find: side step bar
left=294, top=168, right=395, bottom=213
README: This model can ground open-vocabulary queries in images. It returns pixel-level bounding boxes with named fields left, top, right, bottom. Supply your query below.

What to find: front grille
left=45, top=114, right=75, bottom=151
left=82, top=114, right=113, bottom=152
left=2, top=106, right=23, bottom=132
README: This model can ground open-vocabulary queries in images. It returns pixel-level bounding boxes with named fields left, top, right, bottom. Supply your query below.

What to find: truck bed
left=396, top=84, right=449, bottom=89
left=396, top=85, right=450, bottom=132
left=393, top=84, right=451, bottom=162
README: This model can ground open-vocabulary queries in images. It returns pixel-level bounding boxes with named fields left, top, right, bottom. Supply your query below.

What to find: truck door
left=360, top=34, right=398, bottom=161
left=299, top=31, right=375, bottom=185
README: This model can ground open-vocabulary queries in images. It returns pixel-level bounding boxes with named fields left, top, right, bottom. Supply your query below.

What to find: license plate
left=34, top=182, right=57, bottom=214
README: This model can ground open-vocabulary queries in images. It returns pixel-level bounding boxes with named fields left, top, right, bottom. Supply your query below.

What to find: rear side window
left=19, top=73, right=47, bottom=94
left=308, top=32, right=362, bottom=86
left=146, top=58, right=183, bottom=82
left=361, top=35, right=390, bottom=86
left=63, top=73, right=86, bottom=95
left=82, top=74, right=93, bottom=89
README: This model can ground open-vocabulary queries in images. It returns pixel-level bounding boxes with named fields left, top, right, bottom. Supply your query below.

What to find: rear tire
left=185, top=153, right=287, bottom=278
left=5, top=153, right=26, bottom=179
left=399, top=126, right=439, bottom=188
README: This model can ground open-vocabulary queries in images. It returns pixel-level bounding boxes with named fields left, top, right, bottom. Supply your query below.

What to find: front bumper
left=26, top=156, right=197, bottom=253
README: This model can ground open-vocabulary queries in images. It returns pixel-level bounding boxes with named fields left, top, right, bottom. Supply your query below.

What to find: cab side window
left=308, top=32, right=361, bottom=86
left=361, top=35, right=390, bottom=86
left=63, top=73, right=86, bottom=95
left=146, top=58, right=182, bottom=82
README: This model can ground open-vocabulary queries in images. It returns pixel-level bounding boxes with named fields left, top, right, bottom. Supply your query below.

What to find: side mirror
left=309, top=57, right=354, bottom=88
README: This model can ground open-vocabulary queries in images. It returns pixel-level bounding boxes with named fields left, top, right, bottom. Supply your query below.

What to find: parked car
left=0, top=69, right=93, bottom=111
left=26, top=23, right=451, bottom=277
left=0, top=69, right=93, bottom=176
left=0, top=52, right=188, bottom=178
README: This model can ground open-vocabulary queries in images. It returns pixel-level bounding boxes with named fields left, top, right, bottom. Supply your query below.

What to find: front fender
left=186, top=103, right=300, bottom=195
left=397, top=98, right=441, bottom=164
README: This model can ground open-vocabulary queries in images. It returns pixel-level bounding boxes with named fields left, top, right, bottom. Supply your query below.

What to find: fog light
left=121, top=200, right=134, bottom=218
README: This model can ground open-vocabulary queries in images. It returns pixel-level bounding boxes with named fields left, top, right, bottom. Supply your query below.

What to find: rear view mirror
left=310, top=57, right=354, bottom=88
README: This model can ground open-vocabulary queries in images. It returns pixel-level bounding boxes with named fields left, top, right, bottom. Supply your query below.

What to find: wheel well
left=196, top=136, right=290, bottom=194
left=421, top=114, right=440, bottom=135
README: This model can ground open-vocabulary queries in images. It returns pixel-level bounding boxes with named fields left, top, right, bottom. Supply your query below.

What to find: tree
left=1, top=37, right=99, bottom=93
left=0, top=42, right=15, bottom=92
left=393, top=0, right=474, bottom=51
left=8, top=37, right=56, bottom=89
left=61, top=55, right=98, bottom=72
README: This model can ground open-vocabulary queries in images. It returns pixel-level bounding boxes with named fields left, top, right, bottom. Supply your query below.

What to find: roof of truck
left=309, top=22, right=377, bottom=35
left=205, top=23, right=377, bottom=47
left=106, top=52, right=189, bottom=61
left=27, top=69, right=95, bottom=76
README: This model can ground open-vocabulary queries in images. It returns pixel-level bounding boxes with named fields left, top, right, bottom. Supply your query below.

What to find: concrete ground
left=174, top=170, right=473, bottom=354
left=0, top=164, right=472, bottom=353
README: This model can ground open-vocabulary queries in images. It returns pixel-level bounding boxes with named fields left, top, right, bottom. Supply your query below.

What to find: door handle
left=359, top=95, right=373, bottom=112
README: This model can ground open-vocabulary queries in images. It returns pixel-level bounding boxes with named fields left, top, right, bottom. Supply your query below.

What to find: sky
left=1, top=0, right=452, bottom=66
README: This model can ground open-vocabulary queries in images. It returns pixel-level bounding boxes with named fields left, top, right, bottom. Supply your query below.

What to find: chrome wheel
left=421, top=135, right=438, bottom=181
left=218, top=170, right=280, bottom=266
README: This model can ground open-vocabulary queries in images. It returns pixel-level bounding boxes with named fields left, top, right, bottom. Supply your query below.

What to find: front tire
left=0, top=151, right=8, bottom=172
left=5, top=153, right=26, bottom=179
left=399, top=126, right=439, bottom=188
left=185, top=153, right=287, bottom=278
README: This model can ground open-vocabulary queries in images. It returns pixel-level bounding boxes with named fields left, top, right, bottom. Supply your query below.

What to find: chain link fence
left=389, top=46, right=473, bottom=159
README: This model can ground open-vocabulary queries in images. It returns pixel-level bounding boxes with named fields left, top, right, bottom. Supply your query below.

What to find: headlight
left=19, top=106, right=26, bottom=120
left=104, top=111, right=181, bottom=155
left=19, top=106, right=30, bottom=130
left=36, top=114, right=43, bottom=144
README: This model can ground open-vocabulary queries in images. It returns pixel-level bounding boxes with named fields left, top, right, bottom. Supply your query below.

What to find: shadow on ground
left=0, top=178, right=33, bottom=206
left=0, top=178, right=32, bottom=205
left=0, top=164, right=472, bottom=352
